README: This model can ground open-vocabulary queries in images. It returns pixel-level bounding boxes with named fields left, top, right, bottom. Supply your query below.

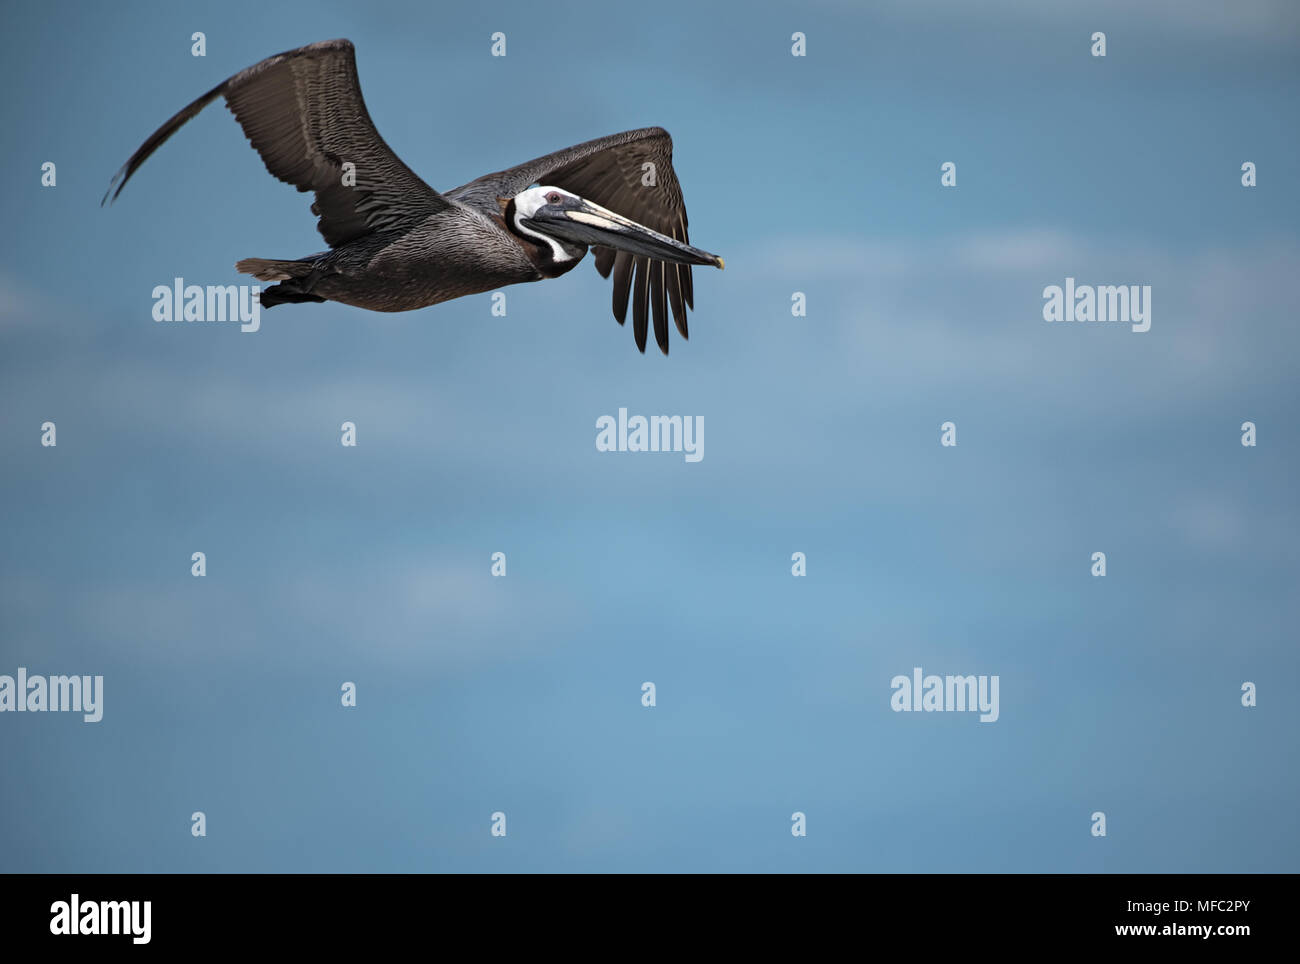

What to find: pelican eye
left=546, top=192, right=562, bottom=204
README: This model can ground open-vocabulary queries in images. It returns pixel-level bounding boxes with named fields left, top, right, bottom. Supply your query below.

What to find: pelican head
left=511, top=185, right=724, bottom=269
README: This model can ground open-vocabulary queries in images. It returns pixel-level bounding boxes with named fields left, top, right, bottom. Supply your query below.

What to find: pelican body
left=105, top=39, right=723, bottom=354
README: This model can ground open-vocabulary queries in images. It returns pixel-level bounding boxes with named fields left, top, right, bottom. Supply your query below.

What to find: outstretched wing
left=450, top=128, right=699, bottom=354
left=104, top=38, right=450, bottom=247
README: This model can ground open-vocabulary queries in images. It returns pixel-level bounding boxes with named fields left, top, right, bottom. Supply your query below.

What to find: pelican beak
left=527, top=196, right=724, bottom=268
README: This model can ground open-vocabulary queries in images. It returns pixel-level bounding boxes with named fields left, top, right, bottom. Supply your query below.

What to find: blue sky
left=1, top=0, right=1297, bottom=872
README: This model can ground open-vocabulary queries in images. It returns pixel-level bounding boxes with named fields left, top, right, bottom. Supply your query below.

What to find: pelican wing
left=104, top=38, right=450, bottom=247
left=451, top=128, right=700, bottom=354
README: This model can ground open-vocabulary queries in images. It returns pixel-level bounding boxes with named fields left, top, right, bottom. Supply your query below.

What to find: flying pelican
left=104, top=39, right=724, bottom=354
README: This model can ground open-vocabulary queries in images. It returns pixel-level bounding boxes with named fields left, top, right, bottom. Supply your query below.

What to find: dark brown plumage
left=105, top=39, right=724, bottom=354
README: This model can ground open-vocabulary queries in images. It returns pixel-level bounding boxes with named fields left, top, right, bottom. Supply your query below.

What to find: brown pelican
left=104, top=39, right=723, bottom=354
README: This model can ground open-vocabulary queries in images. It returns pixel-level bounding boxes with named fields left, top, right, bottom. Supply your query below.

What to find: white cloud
left=281, top=557, right=575, bottom=669
left=0, top=276, right=43, bottom=332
